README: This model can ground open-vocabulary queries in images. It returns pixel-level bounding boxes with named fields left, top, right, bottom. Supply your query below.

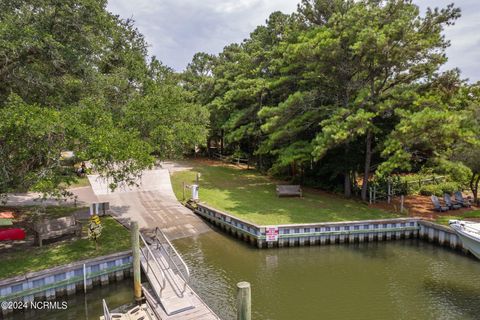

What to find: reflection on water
left=174, top=231, right=480, bottom=320
left=5, top=279, right=134, bottom=320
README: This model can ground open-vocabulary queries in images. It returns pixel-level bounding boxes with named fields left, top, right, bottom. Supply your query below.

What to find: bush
left=419, top=182, right=461, bottom=196
left=420, top=159, right=472, bottom=189
left=396, top=173, right=447, bottom=195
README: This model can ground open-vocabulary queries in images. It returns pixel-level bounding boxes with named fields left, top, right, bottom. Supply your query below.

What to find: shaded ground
left=170, top=160, right=402, bottom=225
left=0, top=208, right=130, bottom=279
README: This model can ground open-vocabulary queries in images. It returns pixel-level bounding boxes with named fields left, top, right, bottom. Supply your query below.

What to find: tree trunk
left=343, top=144, right=351, bottom=197
left=471, top=172, right=480, bottom=204
left=361, top=130, right=372, bottom=201
left=291, top=161, right=296, bottom=182
left=220, top=129, right=224, bottom=154
left=344, top=171, right=352, bottom=198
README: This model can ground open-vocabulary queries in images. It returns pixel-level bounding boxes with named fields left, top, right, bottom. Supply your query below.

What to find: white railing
left=102, top=299, right=112, bottom=320
left=142, top=285, right=163, bottom=319
left=139, top=233, right=167, bottom=296
left=154, top=227, right=190, bottom=295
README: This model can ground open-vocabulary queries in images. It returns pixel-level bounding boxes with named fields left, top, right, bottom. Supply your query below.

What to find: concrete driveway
left=87, top=169, right=212, bottom=240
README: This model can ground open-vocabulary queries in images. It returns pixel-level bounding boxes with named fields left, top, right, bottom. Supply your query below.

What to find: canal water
left=174, top=231, right=480, bottom=320
left=4, top=280, right=134, bottom=320
left=6, top=231, right=480, bottom=320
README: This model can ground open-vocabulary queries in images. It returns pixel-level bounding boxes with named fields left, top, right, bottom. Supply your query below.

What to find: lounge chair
left=444, top=193, right=461, bottom=210
left=431, top=195, right=449, bottom=212
left=454, top=191, right=471, bottom=208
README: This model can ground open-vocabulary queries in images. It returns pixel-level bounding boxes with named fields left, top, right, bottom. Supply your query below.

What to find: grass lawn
left=170, top=160, right=402, bottom=225
left=0, top=216, right=131, bottom=279
left=58, top=176, right=91, bottom=189
left=67, top=176, right=91, bottom=188
left=435, top=210, right=480, bottom=226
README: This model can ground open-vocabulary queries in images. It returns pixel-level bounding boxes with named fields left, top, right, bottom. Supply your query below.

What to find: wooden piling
left=236, top=281, right=251, bottom=320
left=182, top=181, right=186, bottom=201
left=131, top=221, right=142, bottom=302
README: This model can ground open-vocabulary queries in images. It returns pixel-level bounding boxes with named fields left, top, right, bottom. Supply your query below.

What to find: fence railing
left=212, top=152, right=249, bottom=167
left=369, top=175, right=446, bottom=204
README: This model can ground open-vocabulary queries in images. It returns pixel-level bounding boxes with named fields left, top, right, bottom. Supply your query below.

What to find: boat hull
left=450, top=220, right=480, bottom=260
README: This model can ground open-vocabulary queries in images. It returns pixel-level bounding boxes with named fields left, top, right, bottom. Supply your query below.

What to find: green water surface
left=4, top=280, right=134, bottom=320
left=174, top=232, right=480, bottom=320
left=5, top=231, right=480, bottom=320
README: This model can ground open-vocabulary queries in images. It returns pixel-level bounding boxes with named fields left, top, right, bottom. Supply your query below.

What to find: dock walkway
left=102, top=228, right=219, bottom=320
left=138, top=228, right=219, bottom=320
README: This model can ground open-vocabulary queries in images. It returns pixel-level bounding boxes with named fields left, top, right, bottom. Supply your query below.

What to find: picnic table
left=34, top=216, right=82, bottom=246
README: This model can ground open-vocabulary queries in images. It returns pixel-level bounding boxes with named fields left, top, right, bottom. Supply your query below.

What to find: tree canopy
left=0, top=0, right=208, bottom=198
left=185, top=0, right=478, bottom=200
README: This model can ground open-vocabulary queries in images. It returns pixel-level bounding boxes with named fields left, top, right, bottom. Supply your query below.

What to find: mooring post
left=83, top=263, right=87, bottom=294
left=400, top=195, right=405, bottom=213
left=236, top=281, right=251, bottom=320
left=131, top=221, right=142, bottom=302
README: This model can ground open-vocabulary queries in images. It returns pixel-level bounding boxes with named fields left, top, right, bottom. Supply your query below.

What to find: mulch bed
left=370, top=194, right=479, bottom=220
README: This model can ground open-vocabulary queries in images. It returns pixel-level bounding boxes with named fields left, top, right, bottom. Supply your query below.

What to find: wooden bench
left=276, top=185, right=302, bottom=197
left=34, top=216, right=82, bottom=247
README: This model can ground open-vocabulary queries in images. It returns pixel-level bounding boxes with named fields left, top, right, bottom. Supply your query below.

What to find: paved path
left=4, top=186, right=98, bottom=207
left=87, top=169, right=211, bottom=240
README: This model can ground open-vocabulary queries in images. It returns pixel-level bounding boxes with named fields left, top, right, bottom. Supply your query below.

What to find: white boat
left=449, top=220, right=480, bottom=260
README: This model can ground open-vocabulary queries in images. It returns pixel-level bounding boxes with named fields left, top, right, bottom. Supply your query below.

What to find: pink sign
left=266, top=226, right=279, bottom=242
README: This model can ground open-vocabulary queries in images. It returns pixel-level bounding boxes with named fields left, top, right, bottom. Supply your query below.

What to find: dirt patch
left=175, top=157, right=253, bottom=170
left=0, top=206, right=89, bottom=254
left=369, top=194, right=479, bottom=220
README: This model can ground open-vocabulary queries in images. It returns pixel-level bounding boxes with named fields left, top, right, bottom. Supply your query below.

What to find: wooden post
left=182, top=182, right=186, bottom=201
left=83, top=263, right=87, bottom=294
left=131, top=221, right=142, bottom=302
left=236, top=281, right=251, bottom=320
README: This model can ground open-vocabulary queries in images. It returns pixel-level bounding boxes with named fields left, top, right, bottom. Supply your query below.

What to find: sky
left=107, top=0, right=480, bottom=82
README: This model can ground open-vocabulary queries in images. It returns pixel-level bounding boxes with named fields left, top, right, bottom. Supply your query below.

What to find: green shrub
left=396, top=173, right=448, bottom=195
left=420, top=159, right=472, bottom=189
left=419, top=182, right=461, bottom=196
left=419, top=185, right=441, bottom=196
